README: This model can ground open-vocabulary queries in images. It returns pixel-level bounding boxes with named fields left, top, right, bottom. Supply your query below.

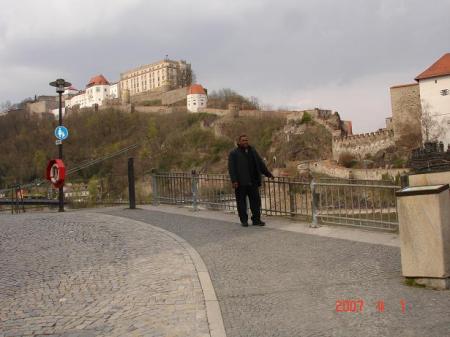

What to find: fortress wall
left=308, top=161, right=409, bottom=180
left=332, top=129, right=395, bottom=160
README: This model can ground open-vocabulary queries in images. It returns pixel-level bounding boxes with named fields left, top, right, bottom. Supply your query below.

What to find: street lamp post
left=49, top=78, right=71, bottom=212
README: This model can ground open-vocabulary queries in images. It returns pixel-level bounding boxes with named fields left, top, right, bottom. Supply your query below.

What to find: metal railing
left=151, top=171, right=401, bottom=231
left=313, top=181, right=399, bottom=231
left=0, top=182, right=58, bottom=214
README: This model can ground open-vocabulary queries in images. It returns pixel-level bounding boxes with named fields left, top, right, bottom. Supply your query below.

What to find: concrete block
left=397, top=185, right=450, bottom=279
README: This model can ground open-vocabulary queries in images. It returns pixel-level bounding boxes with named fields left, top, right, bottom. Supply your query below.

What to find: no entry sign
left=46, top=159, right=66, bottom=188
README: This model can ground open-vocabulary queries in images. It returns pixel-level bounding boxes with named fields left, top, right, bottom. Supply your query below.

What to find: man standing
left=228, top=134, right=274, bottom=227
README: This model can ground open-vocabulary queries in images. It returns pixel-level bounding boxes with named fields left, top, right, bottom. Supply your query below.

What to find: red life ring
left=46, top=159, right=66, bottom=188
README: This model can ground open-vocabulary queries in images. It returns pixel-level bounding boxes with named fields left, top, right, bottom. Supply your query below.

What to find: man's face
left=238, top=136, right=249, bottom=148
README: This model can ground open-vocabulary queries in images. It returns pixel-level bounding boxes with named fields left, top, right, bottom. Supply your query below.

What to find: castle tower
left=187, top=84, right=207, bottom=113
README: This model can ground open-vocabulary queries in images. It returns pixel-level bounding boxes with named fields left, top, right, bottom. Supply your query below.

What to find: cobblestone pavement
left=103, top=207, right=450, bottom=337
left=0, top=212, right=210, bottom=337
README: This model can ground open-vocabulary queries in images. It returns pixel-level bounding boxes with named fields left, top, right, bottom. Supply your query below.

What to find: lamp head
left=49, top=78, right=71, bottom=94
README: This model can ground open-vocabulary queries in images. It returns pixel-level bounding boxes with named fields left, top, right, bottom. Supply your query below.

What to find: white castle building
left=187, top=84, right=207, bottom=112
left=120, top=59, right=191, bottom=96
left=415, top=53, right=450, bottom=147
left=65, top=74, right=119, bottom=109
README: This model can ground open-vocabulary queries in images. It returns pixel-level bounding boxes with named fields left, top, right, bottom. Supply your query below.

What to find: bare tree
left=421, top=100, right=445, bottom=143
left=179, top=65, right=195, bottom=87
left=0, top=100, right=11, bottom=112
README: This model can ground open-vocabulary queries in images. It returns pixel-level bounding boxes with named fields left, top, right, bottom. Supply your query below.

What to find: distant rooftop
left=86, top=74, right=110, bottom=88
left=415, top=53, right=450, bottom=81
left=188, top=84, right=206, bottom=95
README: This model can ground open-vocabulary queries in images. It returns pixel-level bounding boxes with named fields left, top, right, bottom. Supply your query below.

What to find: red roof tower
left=415, top=53, right=450, bottom=81
left=86, top=74, right=110, bottom=88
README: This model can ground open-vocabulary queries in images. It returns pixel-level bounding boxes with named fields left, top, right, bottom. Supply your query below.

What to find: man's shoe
left=253, top=220, right=266, bottom=226
left=241, top=222, right=249, bottom=227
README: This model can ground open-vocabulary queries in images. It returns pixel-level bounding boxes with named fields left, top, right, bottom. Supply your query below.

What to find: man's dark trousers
left=235, top=184, right=261, bottom=223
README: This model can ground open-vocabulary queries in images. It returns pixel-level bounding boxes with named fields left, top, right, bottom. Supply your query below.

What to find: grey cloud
left=1, top=0, right=449, bottom=132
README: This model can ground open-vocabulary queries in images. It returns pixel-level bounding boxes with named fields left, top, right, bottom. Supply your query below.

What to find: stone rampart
left=198, top=108, right=230, bottom=116
left=308, top=160, right=409, bottom=180
left=198, top=108, right=289, bottom=118
left=332, top=129, right=395, bottom=160
left=161, top=87, right=188, bottom=105
left=238, top=110, right=289, bottom=119
left=129, top=87, right=188, bottom=105
left=99, top=104, right=186, bottom=114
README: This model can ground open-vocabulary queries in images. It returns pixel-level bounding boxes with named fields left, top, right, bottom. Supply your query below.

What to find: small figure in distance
left=228, top=134, right=274, bottom=227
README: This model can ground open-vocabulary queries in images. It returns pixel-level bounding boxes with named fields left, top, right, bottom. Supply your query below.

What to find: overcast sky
left=1, top=0, right=449, bottom=132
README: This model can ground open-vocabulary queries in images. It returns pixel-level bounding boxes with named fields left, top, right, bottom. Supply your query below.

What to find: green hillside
left=0, top=108, right=294, bottom=187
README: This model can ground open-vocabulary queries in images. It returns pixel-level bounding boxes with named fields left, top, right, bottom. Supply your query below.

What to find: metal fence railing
left=313, top=182, right=399, bottom=231
left=151, top=171, right=401, bottom=231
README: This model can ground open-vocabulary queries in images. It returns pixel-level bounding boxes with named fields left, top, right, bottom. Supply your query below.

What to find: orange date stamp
left=335, top=299, right=411, bottom=313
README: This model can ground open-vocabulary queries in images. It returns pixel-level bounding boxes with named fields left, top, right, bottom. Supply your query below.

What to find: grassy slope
left=0, top=109, right=291, bottom=185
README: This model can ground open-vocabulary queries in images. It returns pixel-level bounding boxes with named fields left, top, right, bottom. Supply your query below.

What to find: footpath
left=0, top=211, right=219, bottom=337
left=1, top=206, right=449, bottom=337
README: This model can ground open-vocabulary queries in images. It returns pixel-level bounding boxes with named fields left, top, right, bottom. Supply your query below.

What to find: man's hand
left=232, top=182, right=239, bottom=189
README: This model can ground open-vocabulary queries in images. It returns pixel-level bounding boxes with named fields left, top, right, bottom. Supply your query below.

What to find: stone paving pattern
left=0, top=212, right=210, bottom=337
left=103, top=207, right=450, bottom=337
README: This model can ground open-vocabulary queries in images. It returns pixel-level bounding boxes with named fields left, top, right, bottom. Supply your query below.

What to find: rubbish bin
left=396, top=184, right=450, bottom=289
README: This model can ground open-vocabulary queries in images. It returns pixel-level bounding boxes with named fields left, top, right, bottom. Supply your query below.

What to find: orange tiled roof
left=415, top=53, right=450, bottom=81
left=188, top=84, right=206, bottom=95
left=86, top=74, right=110, bottom=87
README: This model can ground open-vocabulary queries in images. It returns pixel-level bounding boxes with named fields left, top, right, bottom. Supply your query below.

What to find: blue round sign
left=54, top=126, right=69, bottom=140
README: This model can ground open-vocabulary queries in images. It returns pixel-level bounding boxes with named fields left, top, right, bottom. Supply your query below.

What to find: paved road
left=102, top=206, right=450, bottom=337
left=0, top=212, right=209, bottom=337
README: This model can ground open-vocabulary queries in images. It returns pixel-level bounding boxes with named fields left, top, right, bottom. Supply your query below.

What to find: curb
left=96, top=212, right=227, bottom=337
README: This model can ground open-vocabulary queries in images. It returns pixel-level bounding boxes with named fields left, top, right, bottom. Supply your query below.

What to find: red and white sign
left=46, top=159, right=66, bottom=188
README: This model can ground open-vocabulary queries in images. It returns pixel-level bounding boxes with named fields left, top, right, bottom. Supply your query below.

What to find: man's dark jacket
left=228, top=146, right=272, bottom=187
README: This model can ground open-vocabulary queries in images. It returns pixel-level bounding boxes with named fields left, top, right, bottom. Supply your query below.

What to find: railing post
left=10, top=186, right=14, bottom=214
left=128, top=157, right=136, bottom=209
left=289, top=181, right=295, bottom=217
left=151, top=168, right=159, bottom=206
left=18, top=184, right=25, bottom=213
left=191, top=170, right=198, bottom=211
left=310, top=179, right=320, bottom=228
left=400, top=174, right=409, bottom=188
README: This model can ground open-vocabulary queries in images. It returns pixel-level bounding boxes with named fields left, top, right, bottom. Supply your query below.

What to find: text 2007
left=335, top=299, right=364, bottom=312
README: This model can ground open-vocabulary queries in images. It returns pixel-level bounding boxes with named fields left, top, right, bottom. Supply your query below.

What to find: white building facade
left=120, top=59, right=191, bottom=96
left=109, top=82, right=119, bottom=99
left=416, top=53, right=450, bottom=147
left=66, top=74, right=114, bottom=109
left=187, top=84, right=207, bottom=112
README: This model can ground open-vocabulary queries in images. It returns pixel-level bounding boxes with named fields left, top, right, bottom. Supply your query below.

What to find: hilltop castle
left=332, top=52, right=450, bottom=161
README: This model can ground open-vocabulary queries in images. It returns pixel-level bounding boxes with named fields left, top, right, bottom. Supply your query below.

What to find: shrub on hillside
left=338, top=152, right=358, bottom=168
left=207, top=88, right=260, bottom=110
left=140, top=99, right=162, bottom=106
left=300, top=112, right=312, bottom=124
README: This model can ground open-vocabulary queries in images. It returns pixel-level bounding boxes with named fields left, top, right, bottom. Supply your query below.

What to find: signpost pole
left=58, top=90, right=64, bottom=212
left=49, top=78, right=71, bottom=213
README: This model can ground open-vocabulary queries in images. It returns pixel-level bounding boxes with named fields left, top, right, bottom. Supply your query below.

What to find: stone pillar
left=396, top=184, right=450, bottom=289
